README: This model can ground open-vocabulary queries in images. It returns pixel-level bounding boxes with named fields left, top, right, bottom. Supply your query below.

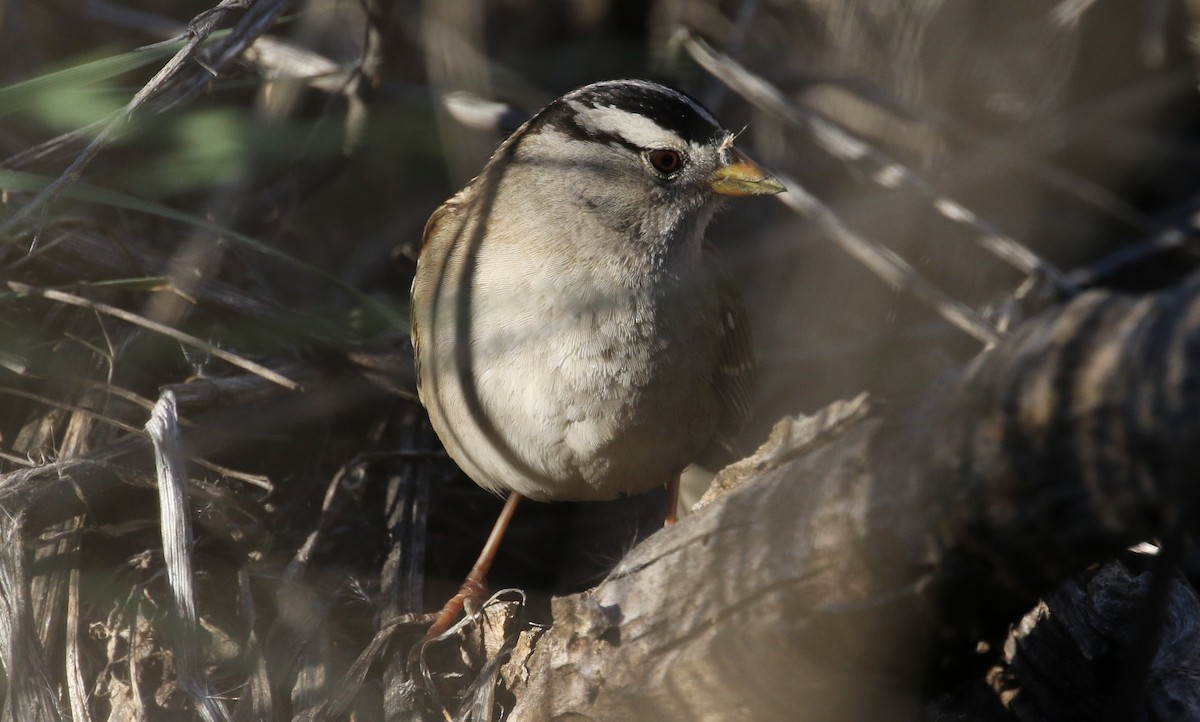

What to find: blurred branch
left=82, top=0, right=182, bottom=37
left=1068, top=190, right=1200, bottom=288
left=342, top=0, right=392, bottom=155
left=681, top=31, right=1080, bottom=299
left=0, top=0, right=290, bottom=240
left=696, top=0, right=760, bottom=112
left=773, top=175, right=1003, bottom=346
left=770, top=68, right=1153, bottom=233
left=0, top=169, right=406, bottom=329
left=440, top=91, right=529, bottom=135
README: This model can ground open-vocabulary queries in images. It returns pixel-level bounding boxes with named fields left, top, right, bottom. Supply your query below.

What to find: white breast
left=414, top=213, right=721, bottom=501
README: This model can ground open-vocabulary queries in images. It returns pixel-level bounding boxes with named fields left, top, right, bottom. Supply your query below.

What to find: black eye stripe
left=552, top=113, right=644, bottom=154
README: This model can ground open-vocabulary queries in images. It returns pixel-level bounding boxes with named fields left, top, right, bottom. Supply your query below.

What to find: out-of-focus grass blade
left=0, top=45, right=179, bottom=120
left=0, top=169, right=406, bottom=329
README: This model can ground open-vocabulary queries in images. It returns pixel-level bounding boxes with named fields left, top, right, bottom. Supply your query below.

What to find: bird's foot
left=422, top=571, right=488, bottom=643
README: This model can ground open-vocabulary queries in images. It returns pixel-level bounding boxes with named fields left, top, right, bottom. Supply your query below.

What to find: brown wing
left=410, top=193, right=465, bottom=400
left=704, top=242, right=756, bottom=446
left=418, top=193, right=460, bottom=256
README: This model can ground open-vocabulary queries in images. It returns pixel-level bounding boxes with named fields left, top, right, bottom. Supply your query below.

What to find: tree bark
left=497, top=273, right=1200, bottom=721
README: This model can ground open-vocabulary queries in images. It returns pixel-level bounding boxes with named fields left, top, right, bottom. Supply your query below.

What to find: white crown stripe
left=566, top=100, right=690, bottom=149
left=563, top=79, right=718, bottom=126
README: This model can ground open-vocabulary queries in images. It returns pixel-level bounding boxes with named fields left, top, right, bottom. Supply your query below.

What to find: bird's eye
left=646, top=149, right=683, bottom=175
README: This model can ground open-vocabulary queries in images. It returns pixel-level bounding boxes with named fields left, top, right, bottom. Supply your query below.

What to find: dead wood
left=496, top=273, right=1200, bottom=722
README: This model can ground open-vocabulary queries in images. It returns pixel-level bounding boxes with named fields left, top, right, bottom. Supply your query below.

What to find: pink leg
left=664, top=475, right=680, bottom=526
left=423, top=492, right=522, bottom=642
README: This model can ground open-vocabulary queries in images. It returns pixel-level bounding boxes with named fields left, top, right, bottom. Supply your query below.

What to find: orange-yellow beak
left=709, top=146, right=785, bottom=197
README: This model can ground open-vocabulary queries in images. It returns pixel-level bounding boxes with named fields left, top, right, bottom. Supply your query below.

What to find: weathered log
left=497, top=273, right=1200, bottom=721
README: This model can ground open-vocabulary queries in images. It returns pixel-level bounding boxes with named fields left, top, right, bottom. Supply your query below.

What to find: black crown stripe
left=534, top=80, right=724, bottom=149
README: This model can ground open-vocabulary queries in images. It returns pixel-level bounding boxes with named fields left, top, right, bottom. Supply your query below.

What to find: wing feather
left=703, top=243, right=756, bottom=445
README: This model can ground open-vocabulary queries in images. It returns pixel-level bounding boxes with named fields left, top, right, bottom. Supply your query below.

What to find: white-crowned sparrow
left=411, top=79, right=782, bottom=636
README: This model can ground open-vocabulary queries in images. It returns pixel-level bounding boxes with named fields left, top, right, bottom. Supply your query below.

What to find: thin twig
left=6, top=282, right=300, bottom=390
left=1068, top=191, right=1200, bottom=288
left=0, top=386, right=273, bottom=490
left=156, top=0, right=292, bottom=115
